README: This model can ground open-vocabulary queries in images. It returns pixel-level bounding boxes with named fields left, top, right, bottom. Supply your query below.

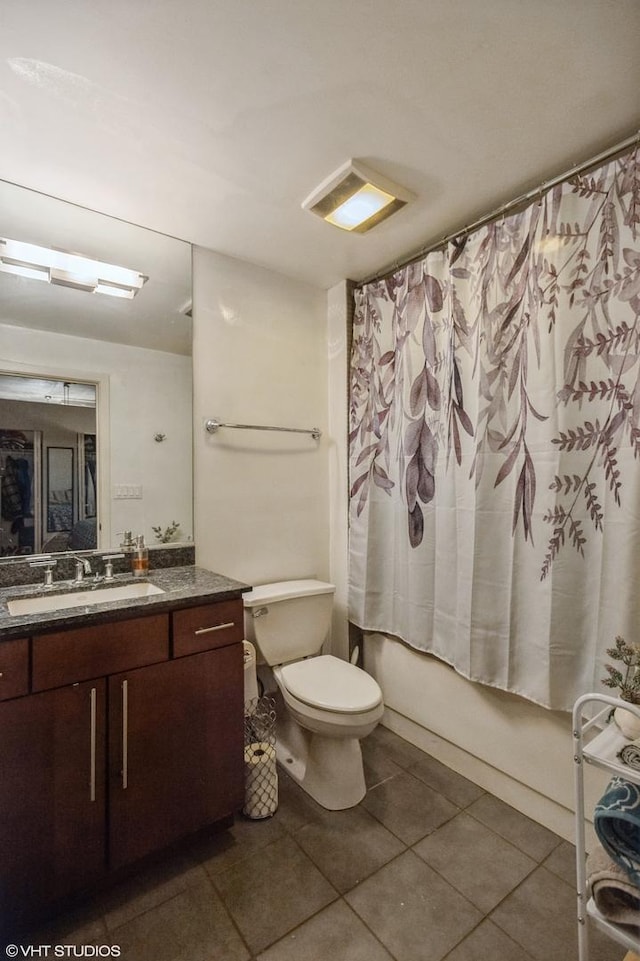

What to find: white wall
left=192, top=248, right=329, bottom=587
left=327, top=281, right=350, bottom=659
left=0, top=324, right=193, bottom=548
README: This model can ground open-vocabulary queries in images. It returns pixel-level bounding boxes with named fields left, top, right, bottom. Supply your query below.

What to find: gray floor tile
left=111, top=879, right=250, bottom=961
left=211, top=835, right=338, bottom=954
left=490, top=865, right=623, bottom=961
left=408, top=755, right=485, bottom=809
left=542, top=839, right=577, bottom=887
left=198, top=812, right=286, bottom=877
left=346, top=849, right=482, bottom=961
left=256, top=899, right=395, bottom=961
left=362, top=770, right=459, bottom=845
left=369, top=725, right=429, bottom=769
left=413, top=812, right=536, bottom=913
left=466, top=794, right=561, bottom=862
left=101, top=850, right=209, bottom=931
left=441, top=918, right=536, bottom=961
left=295, top=804, right=404, bottom=893
left=361, top=735, right=405, bottom=788
left=271, top=768, right=326, bottom=834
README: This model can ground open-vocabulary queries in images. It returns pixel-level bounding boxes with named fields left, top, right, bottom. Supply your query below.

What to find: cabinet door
left=108, top=643, right=244, bottom=870
left=0, top=680, right=106, bottom=934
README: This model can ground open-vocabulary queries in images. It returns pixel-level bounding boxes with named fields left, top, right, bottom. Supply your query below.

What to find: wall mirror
left=0, top=180, right=192, bottom=558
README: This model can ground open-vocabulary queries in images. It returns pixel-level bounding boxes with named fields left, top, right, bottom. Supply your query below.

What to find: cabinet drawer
left=0, top=638, right=29, bottom=701
left=172, top=600, right=243, bottom=656
left=32, top=614, right=169, bottom=691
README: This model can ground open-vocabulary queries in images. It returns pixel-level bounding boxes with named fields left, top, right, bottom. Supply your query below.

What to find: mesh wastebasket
left=243, top=695, right=278, bottom=818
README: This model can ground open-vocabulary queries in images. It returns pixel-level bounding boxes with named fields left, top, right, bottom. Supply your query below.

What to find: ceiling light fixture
left=0, top=238, right=147, bottom=298
left=302, top=160, right=414, bottom=233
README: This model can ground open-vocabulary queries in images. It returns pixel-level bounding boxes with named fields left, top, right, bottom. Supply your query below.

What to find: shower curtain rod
left=358, top=129, right=640, bottom=287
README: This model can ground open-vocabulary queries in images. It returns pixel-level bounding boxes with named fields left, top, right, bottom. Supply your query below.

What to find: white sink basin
left=7, top=582, right=165, bottom=616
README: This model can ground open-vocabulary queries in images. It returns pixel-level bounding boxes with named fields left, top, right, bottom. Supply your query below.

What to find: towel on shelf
left=587, top=842, right=640, bottom=927
left=594, top=777, right=640, bottom=885
left=620, top=740, right=640, bottom=772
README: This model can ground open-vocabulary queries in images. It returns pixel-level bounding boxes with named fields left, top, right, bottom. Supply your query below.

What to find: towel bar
left=205, top=418, right=321, bottom=440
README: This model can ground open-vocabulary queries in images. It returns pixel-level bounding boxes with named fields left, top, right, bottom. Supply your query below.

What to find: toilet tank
left=243, top=579, right=335, bottom=665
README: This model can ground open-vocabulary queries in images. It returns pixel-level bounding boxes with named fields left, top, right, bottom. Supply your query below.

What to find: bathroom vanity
left=0, top=565, right=249, bottom=934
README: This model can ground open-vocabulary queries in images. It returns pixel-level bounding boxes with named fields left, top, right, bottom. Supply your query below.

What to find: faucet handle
left=103, top=553, right=125, bottom=580
left=29, top=558, right=57, bottom=588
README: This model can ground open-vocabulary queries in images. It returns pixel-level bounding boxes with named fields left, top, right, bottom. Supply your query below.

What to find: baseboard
left=382, top=706, right=578, bottom=844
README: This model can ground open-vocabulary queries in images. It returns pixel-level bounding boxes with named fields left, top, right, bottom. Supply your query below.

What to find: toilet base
left=276, top=713, right=367, bottom=810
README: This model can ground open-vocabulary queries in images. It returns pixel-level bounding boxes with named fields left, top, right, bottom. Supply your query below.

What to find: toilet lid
left=279, top=655, right=382, bottom=714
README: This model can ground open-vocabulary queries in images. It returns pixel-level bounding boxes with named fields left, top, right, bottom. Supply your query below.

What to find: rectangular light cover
left=325, top=183, right=395, bottom=231
left=302, top=159, right=413, bottom=233
left=0, top=261, right=50, bottom=282
left=0, top=238, right=146, bottom=297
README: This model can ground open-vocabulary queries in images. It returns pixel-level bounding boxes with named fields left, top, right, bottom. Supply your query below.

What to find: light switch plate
left=113, top=484, right=143, bottom=499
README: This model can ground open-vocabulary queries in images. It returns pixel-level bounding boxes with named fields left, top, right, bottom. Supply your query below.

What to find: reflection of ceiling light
left=535, top=233, right=575, bottom=254
left=0, top=238, right=147, bottom=298
left=302, top=160, right=414, bottom=233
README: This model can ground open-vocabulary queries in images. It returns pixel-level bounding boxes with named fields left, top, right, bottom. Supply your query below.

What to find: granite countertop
left=0, top=566, right=251, bottom=641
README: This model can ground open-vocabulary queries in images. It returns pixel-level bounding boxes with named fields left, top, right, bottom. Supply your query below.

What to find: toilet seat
left=279, top=655, right=382, bottom=714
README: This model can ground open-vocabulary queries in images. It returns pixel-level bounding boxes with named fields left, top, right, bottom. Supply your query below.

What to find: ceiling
left=0, top=373, right=96, bottom=407
left=1, top=0, right=639, bottom=291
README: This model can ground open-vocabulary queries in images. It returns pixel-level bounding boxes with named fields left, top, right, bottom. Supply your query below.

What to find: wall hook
left=154, top=433, right=166, bottom=443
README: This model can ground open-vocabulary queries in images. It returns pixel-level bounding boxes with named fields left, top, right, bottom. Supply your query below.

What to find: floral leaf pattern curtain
left=349, top=148, right=640, bottom=710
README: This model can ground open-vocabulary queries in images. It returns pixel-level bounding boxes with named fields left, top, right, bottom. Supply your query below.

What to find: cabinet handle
left=89, top=687, right=97, bottom=803
left=194, top=622, right=234, bottom=635
left=122, top=679, right=128, bottom=790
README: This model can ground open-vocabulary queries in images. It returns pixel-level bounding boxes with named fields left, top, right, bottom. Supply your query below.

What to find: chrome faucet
left=70, top=554, right=92, bottom=584
left=29, top=557, right=58, bottom=588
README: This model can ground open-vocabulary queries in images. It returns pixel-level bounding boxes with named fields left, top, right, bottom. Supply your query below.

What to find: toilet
left=243, top=578, right=384, bottom=810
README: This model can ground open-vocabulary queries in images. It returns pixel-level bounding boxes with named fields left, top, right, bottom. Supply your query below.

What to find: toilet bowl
left=243, top=579, right=384, bottom=810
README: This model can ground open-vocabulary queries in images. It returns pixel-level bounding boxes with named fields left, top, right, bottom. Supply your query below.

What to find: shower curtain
left=349, top=147, right=640, bottom=710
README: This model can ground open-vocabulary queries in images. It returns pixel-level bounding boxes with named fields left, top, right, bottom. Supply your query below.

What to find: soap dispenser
left=118, top=530, right=135, bottom=552
left=131, top=534, right=149, bottom=578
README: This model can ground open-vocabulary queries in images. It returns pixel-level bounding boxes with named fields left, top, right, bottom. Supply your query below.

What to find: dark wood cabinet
left=108, top=643, right=243, bottom=869
left=32, top=613, right=170, bottom=691
left=0, top=636, right=29, bottom=701
left=0, top=679, right=106, bottom=933
left=0, top=596, right=244, bottom=935
left=172, top=600, right=243, bottom=656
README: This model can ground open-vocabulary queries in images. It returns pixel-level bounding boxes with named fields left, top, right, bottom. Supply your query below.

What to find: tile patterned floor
left=15, top=726, right=626, bottom=961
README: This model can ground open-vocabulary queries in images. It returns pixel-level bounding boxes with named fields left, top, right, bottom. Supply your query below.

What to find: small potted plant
left=151, top=520, right=181, bottom=544
left=602, top=635, right=640, bottom=737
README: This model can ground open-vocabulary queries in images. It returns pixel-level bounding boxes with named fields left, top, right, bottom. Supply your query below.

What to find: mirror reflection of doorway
left=0, top=375, right=97, bottom=555
left=47, top=446, right=74, bottom=533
